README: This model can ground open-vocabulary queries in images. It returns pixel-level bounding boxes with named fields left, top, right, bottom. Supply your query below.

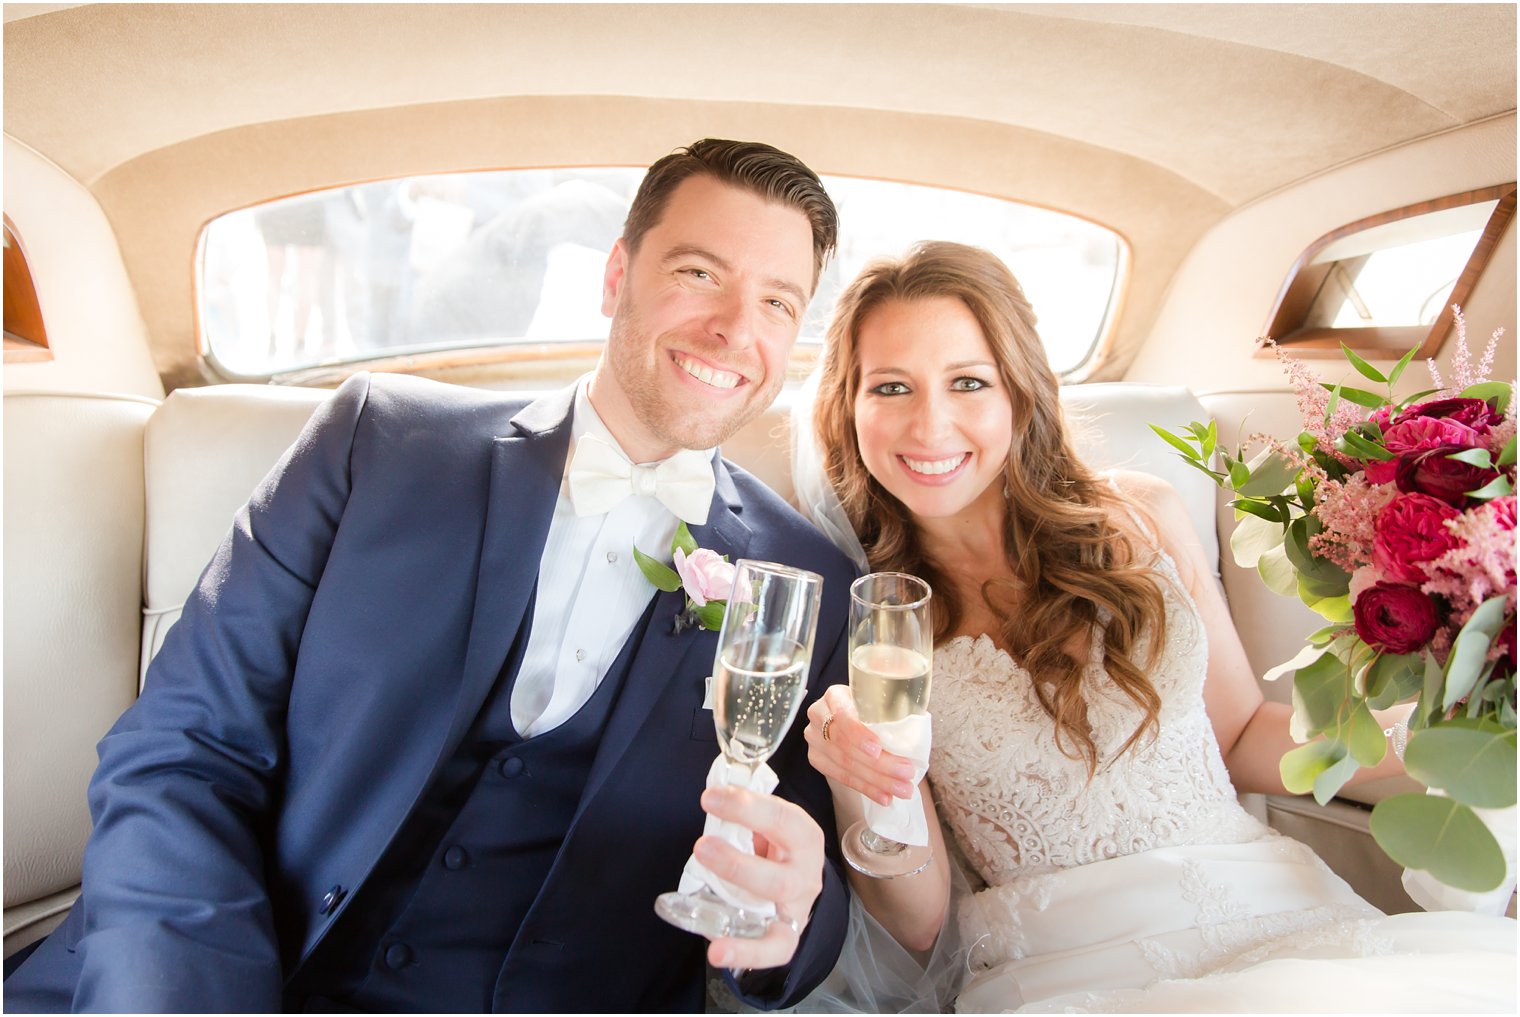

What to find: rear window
left=199, top=168, right=1123, bottom=380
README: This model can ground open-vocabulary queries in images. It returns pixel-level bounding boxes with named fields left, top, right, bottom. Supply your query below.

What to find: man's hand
left=693, top=785, right=824, bottom=970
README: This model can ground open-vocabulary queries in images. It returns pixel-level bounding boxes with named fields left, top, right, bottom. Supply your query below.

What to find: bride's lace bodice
left=929, top=551, right=1265, bottom=886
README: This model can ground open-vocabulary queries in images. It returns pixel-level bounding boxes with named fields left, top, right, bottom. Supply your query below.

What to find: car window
left=199, top=168, right=1123, bottom=380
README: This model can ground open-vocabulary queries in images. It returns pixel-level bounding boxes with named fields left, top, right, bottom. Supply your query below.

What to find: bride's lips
left=897, top=452, right=970, bottom=485
left=670, top=351, right=748, bottom=394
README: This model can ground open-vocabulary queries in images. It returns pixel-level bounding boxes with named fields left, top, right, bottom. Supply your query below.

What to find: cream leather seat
left=1, top=377, right=1432, bottom=959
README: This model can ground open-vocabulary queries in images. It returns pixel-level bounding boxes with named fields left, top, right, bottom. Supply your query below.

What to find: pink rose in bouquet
left=673, top=547, right=736, bottom=607
left=1372, top=493, right=1463, bottom=583
left=1366, top=415, right=1485, bottom=483
left=1353, top=580, right=1441, bottom=654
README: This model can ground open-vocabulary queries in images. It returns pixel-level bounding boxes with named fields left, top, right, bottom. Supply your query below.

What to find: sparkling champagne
left=714, top=636, right=809, bottom=766
left=849, top=643, right=931, bottom=725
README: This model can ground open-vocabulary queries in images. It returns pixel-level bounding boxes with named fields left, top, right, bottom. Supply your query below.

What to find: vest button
left=318, top=885, right=346, bottom=916
left=499, top=756, right=525, bottom=778
left=384, top=942, right=413, bottom=970
left=443, top=845, right=470, bottom=870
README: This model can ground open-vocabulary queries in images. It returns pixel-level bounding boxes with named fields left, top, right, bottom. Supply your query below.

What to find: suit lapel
left=435, top=385, right=577, bottom=759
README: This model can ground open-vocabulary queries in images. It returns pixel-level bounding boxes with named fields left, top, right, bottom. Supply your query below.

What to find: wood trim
left=1261, top=184, right=1517, bottom=361
left=3, top=214, right=52, bottom=363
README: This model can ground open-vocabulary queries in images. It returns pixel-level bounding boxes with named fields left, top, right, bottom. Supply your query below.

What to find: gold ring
left=821, top=715, right=834, bottom=742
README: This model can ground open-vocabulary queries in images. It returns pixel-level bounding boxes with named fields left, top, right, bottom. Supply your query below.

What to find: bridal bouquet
left=1154, top=309, right=1516, bottom=895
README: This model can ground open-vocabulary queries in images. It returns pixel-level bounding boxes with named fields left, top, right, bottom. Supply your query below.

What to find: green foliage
left=1370, top=793, right=1508, bottom=892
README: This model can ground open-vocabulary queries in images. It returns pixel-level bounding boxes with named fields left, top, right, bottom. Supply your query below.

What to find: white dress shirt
left=509, top=380, right=717, bottom=737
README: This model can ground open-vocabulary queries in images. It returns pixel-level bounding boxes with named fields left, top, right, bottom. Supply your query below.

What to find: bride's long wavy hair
left=815, top=242, right=1165, bottom=770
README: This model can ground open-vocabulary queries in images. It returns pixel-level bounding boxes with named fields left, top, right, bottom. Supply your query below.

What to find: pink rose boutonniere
left=634, top=522, right=734, bottom=633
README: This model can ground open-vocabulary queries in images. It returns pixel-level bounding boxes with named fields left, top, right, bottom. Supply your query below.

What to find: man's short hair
left=622, top=138, right=838, bottom=286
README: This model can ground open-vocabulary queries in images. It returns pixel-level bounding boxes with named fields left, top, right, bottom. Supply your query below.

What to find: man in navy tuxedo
left=5, top=139, right=856, bottom=1012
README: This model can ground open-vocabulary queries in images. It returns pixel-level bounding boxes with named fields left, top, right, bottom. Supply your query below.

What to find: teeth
left=902, top=454, right=967, bottom=476
left=675, top=356, right=741, bottom=390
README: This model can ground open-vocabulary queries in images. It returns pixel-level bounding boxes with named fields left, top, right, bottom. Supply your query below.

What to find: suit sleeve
left=728, top=555, right=856, bottom=1010
left=69, top=374, right=373, bottom=1013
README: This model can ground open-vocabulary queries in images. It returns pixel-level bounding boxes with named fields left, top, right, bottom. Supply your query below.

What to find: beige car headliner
left=5, top=3, right=1516, bottom=386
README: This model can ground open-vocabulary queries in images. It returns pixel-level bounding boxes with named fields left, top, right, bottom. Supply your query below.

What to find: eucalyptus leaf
left=1313, top=750, right=1363, bottom=805
left=1364, top=652, right=1423, bottom=709
left=1293, top=651, right=1351, bottom=736
left=1369, top=794, right=1508, bottom=892
left=1230, top=511, right=1286, bottom=569
left=1262, top=643, right=1328, bottom=688
left=1280, top=738, right=1344, bottom=795
left=1341, top=343, right=1388, bottom=384
left=1299, top=587, right=1352, bottom=623
left=1237, top=450, right=1301, bottom=497
left=1257, top=543, right=1300, bottom=598
left=1404, top=727, right=1517, bottom=808
left=634, top=545, right=683, bottom=593
left=1345, top=700, right=1388, bottom=768
left=1443, top=597, right=1510, bottom=712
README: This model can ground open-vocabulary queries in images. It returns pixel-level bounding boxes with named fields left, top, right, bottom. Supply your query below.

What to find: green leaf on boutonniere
left=672, top=521, right=699, bottom=557
left=694, top=601, right=726, bottom=632
left=634, top=545, right=682, bottom=593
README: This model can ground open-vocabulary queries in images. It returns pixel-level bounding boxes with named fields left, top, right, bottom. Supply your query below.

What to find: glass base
left=655, top=887, right=771, bottom=939
left=842, top=819, right=933, bottom=878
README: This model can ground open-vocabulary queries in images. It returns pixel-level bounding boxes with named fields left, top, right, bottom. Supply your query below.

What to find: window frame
left=1261, top=184, right=1516, bottom=360
left=4, top=215, right=52, bottom=363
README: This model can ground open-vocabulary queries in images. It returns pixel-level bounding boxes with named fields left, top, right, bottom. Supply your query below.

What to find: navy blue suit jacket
left=5, top=373, right=855, bottom=1012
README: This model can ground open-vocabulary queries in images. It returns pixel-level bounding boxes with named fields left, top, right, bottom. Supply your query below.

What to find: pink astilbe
left=1421, top=499, right=1518, bottom=630
left=1310, top=473, right=1399, bottom=571
left=1260, top=336, right=1365, bottom=467
left=1429, top=306, right=1507, bottom=395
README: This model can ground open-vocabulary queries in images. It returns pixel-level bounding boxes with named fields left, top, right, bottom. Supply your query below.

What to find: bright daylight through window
left=200, top=169, right=1122, bottom=379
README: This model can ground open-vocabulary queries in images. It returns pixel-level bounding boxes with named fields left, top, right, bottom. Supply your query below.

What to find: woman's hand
left=803, top=685, right=919, bottom=807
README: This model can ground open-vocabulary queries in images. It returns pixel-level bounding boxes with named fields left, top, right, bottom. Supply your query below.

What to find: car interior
left=4, top=1, right=1516, bottom=967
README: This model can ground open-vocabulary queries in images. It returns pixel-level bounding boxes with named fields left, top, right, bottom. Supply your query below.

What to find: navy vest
left=293, top=600, right=652, bottom=1012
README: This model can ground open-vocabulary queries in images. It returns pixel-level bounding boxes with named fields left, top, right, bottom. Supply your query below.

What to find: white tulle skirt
left=771, top=835, right=1516, bottom=1014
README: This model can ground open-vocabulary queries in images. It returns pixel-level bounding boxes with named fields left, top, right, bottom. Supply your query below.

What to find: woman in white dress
left=792, top=241, right=1516, bottom=1012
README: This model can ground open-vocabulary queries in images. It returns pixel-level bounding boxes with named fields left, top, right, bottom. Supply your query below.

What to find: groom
left=4, top=140, right=857, bottom=1012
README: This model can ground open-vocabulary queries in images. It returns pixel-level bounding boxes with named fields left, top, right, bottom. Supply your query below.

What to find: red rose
left=1353, top=581, right=1440, bottom=654
left=1498, top=620, right=1516, bottom=668
left=1395, top=397, right=1504, bottom=432
left=1372, top=493, right=1463, bottom=582
left=1395, top=445, right=1501, bottom=506
left=1366, top=416, right=1485, bottom=484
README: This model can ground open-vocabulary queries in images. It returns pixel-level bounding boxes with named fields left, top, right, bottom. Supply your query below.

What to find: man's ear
left=601, top=238, right=628, bottom=317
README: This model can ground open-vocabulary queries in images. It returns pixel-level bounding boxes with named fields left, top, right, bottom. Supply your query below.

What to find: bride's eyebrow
left=947, top=360, right=996, bottom=372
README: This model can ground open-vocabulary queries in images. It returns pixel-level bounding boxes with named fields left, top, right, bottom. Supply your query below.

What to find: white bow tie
left=567, top=434, right=715, bottom=525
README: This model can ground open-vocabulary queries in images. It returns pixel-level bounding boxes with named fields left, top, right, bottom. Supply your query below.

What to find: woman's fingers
left=804, top=686, right=919, bottom=805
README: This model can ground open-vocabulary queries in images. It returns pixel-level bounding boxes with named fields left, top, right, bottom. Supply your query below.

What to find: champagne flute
left=841, top=572, right=934, bottom=879
left=655, top=559, right=823, bottom=939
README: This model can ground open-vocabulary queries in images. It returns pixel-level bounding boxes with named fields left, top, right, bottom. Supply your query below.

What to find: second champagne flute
left=842, top=571, right=934, bottom=879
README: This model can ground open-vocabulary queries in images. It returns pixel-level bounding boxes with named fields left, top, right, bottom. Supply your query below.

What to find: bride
left=790, top=241, right=1516, bottom=1012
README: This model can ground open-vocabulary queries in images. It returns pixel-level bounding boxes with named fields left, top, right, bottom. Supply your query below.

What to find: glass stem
left=860, top=827, right=907, bottom=856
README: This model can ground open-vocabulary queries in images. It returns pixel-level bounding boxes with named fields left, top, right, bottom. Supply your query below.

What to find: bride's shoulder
left=1097, top=469, right=1203, bottom=583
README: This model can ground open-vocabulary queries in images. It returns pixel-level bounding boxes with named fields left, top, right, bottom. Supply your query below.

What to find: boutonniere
left=634, top=522, right=735, bottom=633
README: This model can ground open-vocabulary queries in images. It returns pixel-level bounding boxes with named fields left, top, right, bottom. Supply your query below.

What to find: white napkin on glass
left=678, top=754, right=778, bottom=916
left=861, top=713, right=932, bottom=845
